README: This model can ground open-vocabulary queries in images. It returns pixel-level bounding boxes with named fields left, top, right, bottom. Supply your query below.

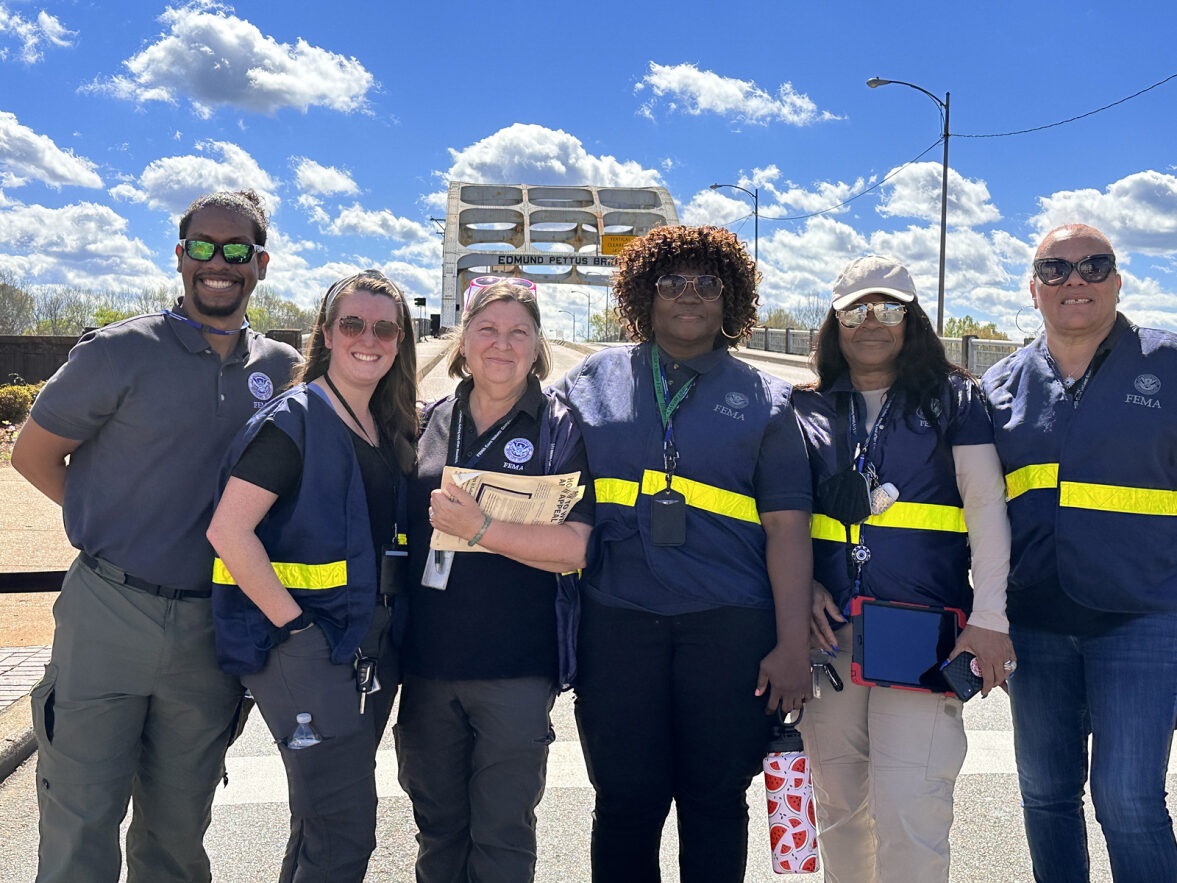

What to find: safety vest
left=211, top=385, right=380, bottom=675
left=562, top=344, right=789, bottom=609
left=794, top=373, right=989, bottom=611
left=983, top=317, right=1177, bottom=613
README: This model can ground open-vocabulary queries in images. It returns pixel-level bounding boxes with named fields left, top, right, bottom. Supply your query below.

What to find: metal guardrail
left=747, top=327, right=1021, bottom=375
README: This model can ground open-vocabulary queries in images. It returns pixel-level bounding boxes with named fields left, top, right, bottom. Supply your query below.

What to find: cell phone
left=850, top=597, right=965, bottom=694
left=940, top=652, right=984, bottom=701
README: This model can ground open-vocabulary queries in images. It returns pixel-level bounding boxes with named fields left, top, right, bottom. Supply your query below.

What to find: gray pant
left=243, top=603, right=398, bottom=883
left=30, top=556, right=243, bottom=883
left=394, top=675, right=556, bottom=883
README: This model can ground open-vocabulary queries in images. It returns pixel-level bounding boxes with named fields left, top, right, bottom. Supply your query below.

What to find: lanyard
left=651, top=346, right=695, bottom=481
left=846, top=392, right=893, bottom=477
left=161, top=308, right=249, bottom=336
left=451, top=407, right=520, bottom=469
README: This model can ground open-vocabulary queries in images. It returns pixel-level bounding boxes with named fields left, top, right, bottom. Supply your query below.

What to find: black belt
left=79, top=553, right=212, bottom=600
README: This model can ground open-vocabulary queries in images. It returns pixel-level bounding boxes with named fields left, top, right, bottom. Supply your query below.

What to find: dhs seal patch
left=724, top=392, right=749, bottom=410
left=1135, top=374, right=1161, bottom=396
left=248, top=372, right=275, bottom=401
left=503, top=438, right=535, bottom=464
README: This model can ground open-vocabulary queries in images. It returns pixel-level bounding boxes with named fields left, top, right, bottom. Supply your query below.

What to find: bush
left=0, top=383, right=40, bottom=424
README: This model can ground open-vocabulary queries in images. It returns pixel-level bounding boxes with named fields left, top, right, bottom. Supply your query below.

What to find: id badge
left=650, top=487, right=686, bottom=546
left=421, top=550, right=454, bottom=590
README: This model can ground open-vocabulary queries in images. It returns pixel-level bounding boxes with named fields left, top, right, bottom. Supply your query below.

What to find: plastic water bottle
left=286, top=712, right=322, bottom=749
left=763, top=709, right=819, bottom=874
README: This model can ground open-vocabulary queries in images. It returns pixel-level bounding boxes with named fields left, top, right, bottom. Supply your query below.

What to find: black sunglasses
left=655, top=274, right=724, bottom=302
left=1033, top=253, right=1116, bottom=286
left=180, top=239, right=265, bottom=265
left=337, top=315, right=403, bottom=343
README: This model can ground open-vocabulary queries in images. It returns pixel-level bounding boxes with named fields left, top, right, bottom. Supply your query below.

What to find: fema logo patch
left=503, top=438, right=535, bottom=464
left=724, top=392, right=749, bottom=409
left=248, top=372, right=275, bottom=401
left=1135, top=374, right=1161, bottom=395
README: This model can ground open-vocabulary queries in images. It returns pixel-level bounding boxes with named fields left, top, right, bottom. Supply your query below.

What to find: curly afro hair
left=613, top=225, right=759, bottom=347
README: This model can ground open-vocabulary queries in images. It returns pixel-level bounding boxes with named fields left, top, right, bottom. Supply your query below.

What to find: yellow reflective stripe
left=811, top=514, right=860, bottom=543
left=593, top=472, right=760, bottom=524
left=211, top=558, right=348, bottom=591
left=865, top=501, right=967, bottom=533
left=595, top=477, right=639, bottom=507
left=639, top=470, right=761, bottom=524
left=1005, top=463, right=1059, bottom=501
left=1060, top=481, right=1177, bottom=516
left=809, top=504, right=964, bottom=540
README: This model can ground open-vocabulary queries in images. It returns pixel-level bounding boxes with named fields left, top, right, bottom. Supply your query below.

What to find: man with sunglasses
left=12, top=190, right=301, bottom=883
left=982, top=224, right=1177, bottom=882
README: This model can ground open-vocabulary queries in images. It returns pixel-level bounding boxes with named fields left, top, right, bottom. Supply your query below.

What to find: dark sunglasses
left=336, top=315, right=403, bottom=343
left=1033, top=253, right=1116, bottom=286
left=836, top=302, right=908, bottom=328
left=180, top=239, right=265, bottom=264
left=655, top=274, right=724, bottom=302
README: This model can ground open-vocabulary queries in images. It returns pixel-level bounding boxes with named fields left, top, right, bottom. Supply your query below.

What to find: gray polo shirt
left=31, top=303, right=301, bottom=592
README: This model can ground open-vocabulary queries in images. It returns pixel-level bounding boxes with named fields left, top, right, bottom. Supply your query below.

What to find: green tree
left=0, top=272, right=35, bottom=334
left=31, top=289, right=89, bottom=336
left=245, top=286, right=315, bottom=332
left=588, top=306, right=622, bottom=342
left=943, top=315, right=1009, bottom=340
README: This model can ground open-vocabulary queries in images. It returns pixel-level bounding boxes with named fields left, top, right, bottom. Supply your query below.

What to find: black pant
left=574, top=596, right=778, bottom=883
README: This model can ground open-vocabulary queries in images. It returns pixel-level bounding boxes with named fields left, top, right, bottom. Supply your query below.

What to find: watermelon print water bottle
left=763, top=709, right=819, bottom=874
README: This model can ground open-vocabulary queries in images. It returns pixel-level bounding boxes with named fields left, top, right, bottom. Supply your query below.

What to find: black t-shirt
left=404, top=377, right=592, bottom=681
left=232, top=420, right=400, bottom=578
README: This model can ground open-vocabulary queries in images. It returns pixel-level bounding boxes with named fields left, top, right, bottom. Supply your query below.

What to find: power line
left=956, top=72, right=1177, bottom=138
left=753, top=139, right=941, bottom=223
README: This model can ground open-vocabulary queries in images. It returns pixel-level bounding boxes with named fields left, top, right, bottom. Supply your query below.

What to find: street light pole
left=573, top=289, right=593, bottom=341
left=867, top=77, right=950, bottom=336
left=709, top=183, right=759, bottom=265
left=557, top=309, right=576, bottom=343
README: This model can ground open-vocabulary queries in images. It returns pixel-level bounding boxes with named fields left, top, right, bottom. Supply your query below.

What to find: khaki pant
left=798, top=626, right=967, bottom=883
left=30, top=556, right=243, bottom=883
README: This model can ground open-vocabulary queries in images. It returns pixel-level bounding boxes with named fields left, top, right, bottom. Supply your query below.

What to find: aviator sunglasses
left=655, top=274, right=724, bottom=301
left=1032, top=253, right=1117, bottom=286
left=179, top=239, right=266, bottom=264
left=836, top=302, right=908, bottom=328
left=336, top=315, right=404, bottom=343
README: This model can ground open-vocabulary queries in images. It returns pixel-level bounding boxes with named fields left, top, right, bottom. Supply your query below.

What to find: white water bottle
left=763, top=709, right=819, bottom=874
left=287, top=712, right=322, bottom=749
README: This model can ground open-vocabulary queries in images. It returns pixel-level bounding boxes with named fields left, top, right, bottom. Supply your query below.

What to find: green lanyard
left=651, top=345, right=695, bottom=482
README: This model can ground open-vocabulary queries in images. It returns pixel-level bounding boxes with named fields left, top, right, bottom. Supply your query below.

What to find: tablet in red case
left=850, top=597, right=966, bottom=693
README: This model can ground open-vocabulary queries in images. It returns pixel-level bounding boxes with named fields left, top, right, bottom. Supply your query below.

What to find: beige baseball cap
left=831, top=255, right=918, bottom=310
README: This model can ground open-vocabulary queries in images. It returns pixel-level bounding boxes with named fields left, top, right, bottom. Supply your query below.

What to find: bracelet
left=467, top=513, right=493, bottom=547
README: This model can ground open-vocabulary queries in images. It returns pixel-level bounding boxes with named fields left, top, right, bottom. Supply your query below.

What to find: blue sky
left=2, top=0, right=1177, bottom=338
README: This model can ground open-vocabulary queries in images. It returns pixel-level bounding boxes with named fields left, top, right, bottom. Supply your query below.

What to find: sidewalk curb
left=0, top=694, right=35, bottom=782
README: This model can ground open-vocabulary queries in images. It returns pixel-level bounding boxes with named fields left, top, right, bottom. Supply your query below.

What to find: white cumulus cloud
left=0, top=4, right=75, bottom=63
left=0, top=200, right=167, bottom=291
left=635, top=62, right=841, bottom=127
left=292, top=157, right=359, bottom=197
left=877, top=161, right=1001, bottom=228
left=109, top=140, right=279, bottom=217
left=1031, top=170, right=1177, bottom=256
left=0, top=111, right=103, bottom=189
left=81, top=2, right=374, bottom=118
left=437, top=123, right=664, bottom=205
left=324, top=204, right=433, bottom=243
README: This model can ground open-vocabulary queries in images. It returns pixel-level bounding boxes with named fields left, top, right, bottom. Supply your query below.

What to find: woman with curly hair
left=559, top=225, right=813, bottom=882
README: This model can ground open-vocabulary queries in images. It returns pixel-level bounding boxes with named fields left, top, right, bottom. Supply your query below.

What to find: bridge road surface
left=2, top=341, right=1175, bottom=881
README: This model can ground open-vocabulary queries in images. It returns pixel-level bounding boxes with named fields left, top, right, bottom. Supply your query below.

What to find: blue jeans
left=1009, top=615, right=1177, bottom=883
